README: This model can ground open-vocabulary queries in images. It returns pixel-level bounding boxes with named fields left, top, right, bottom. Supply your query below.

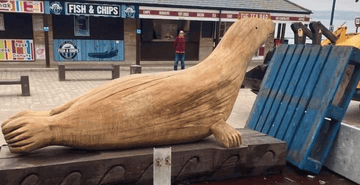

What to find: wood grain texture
left=1, top=18, right=274, bottom=153
left=0, top=128, right=286, bottom=185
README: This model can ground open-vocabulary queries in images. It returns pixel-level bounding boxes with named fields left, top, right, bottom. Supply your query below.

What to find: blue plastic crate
left=246, top=44, right=360, bottom=174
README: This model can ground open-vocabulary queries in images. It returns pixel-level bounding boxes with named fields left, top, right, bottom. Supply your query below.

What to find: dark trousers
left=174, top=53, right=185, bottom=70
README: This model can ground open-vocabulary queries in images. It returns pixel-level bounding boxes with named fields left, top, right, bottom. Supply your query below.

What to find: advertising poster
left=74, top=15, right=90, bottom=36
left=53, top=39, right=124, bottom=61
left=0, top=0, right=44, bottom=13
left=35, top=46, right=45, bottom=60
left=0, top=39, right=34, bottom=61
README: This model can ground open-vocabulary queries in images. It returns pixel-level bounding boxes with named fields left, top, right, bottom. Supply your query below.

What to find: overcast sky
left=290, top=0, right=360, bottom=11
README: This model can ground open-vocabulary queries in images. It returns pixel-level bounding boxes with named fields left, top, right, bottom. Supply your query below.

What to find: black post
left=20, top=75, right=30, bottom=96
left=43, top=14, right=51, bottom=68
left=280, top=23, right=286, bottom=44
left=329, top=0, right=336, bottom=31
left=215, top=10, right=221, bottom=48
left=136, top=19, right=141, bottom=65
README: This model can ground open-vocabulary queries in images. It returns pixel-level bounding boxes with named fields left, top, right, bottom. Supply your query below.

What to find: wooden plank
left=261, top=45, right=305, bottom=133
left=255, top=45, right=297, bottom=132
left=268, top=46, right=312, bottom=137
left=0, top=80, right=21, bottom=85
left=281, top=46, right=332, bottom=143
left=246, top=44, right=289, bottom=129
left=274, top=45, right=322, bottom=140
left=0, top=128, right=286, bottom=185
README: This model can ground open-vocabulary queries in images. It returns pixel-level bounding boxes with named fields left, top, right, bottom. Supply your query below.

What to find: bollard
left=154, top=147, right=171, bottom=185
left=130, top=65, right=142, bottom=74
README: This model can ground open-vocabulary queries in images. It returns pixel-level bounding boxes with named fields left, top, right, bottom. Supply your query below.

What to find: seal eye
left=255, top=27, right=258, bottom=29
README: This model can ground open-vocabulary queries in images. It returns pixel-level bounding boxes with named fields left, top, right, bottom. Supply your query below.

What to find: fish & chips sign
left=49, top=1, right=120, bottom=17
left=67, top=3, right=120, bottom=17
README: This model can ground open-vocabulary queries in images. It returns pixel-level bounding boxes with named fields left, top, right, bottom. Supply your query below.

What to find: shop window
left=53, top=16, right=123, bottom=40
left=202, top=21, right=214, bottom=38
left=141, top=19, right=200, bottom=43
left=0, top=13, right=33, bottom=39
left=219, top=22, right=233, bottom=38
left=152, top=20, right=188, bottom=41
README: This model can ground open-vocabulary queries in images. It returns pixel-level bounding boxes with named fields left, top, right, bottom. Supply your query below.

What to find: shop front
left=45, top=1, right=138, bottom=63
left=138, top=6, right=311, bottom=61
left=0, top=0, right=44, bottom=62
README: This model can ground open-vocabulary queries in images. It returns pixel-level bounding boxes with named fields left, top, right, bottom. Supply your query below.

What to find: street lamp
left=329, top=0, right=336, bottom=32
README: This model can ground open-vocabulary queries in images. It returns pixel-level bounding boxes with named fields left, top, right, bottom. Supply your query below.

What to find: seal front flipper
left=210, top=120, right=242, bottom=148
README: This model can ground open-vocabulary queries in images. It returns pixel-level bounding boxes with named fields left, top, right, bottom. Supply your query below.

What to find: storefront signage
left=46, top=1, right=138, bottom=18
left=239, top=12, right=270, bottom=19
left=0, top=0, right=44, bottom=13
left=35, top=47, right=46, bottom=60
left=58, top=41, right=79, bottom=60
left=139, top=6, right=310, bottom=23
left=66, top=3, right=120, bottom=17
left=0, top=39, right=34, bottom=61
left=53, top=39, right=124, bottom=61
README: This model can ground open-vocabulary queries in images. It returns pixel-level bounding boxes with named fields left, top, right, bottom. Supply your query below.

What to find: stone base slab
left=0, top=128, right=286, bottom=185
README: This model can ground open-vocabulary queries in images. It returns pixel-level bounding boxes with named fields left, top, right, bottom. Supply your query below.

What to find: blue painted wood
left=53, top=39, right=125, bottom=62
left=254, top=45, right=297, bottom=132
left=261, top=45, right=305, bottom=134
left=268, top=46, right=312, bottom=137
left=281, top=46, right=331, bottom=143
left=246, top=44, right=289, bottom=129
left=245, top=44, right=360, bottom=174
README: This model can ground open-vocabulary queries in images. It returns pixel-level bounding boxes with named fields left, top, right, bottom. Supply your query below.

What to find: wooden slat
left=261, top=45, right=305, bottom=134
left=274, top=45, right=322, bottom=140
left=281, top=46, right=332, bottom=143
left=0, top=80, right=21, bottom=85
left=268, top=46, right=312, bottom=137
left=254, top=45, right=297, bottom=132
left=246, top=44, right=289, bottom=129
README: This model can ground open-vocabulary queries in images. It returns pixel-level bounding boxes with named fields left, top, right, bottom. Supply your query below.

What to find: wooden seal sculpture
left=1, top=18, right=274, bottom=153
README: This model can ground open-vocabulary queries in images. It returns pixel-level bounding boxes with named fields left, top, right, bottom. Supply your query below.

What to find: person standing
left=173, top=30, right=186, bottom=70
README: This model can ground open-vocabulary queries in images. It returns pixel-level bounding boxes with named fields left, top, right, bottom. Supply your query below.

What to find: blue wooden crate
left=246, top=44, right=360, bottom=174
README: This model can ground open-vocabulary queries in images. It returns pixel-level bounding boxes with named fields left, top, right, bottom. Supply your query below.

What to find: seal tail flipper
left=210, top=120, right=242, bottom=148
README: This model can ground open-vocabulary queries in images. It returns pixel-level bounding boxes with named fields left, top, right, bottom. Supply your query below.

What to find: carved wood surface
left=0, top=128, right=286, bottom=185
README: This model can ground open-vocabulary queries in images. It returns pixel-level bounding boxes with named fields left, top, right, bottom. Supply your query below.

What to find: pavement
left=0, top=61, right=359, bottom=185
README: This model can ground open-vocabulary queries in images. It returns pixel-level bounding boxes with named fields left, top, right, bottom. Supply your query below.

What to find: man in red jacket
left=173, top=30, right=186, bottom=70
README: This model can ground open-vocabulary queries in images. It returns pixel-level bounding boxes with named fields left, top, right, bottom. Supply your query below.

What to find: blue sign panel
left=45, top=1, right=66, bottom=15
left=121, top=5, right=139, bottom=19
left=66, top=3, right=120, bottom=17
left=45, top=1, right=139, bottom=18
left=53, top=39, right=124, bottom=61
